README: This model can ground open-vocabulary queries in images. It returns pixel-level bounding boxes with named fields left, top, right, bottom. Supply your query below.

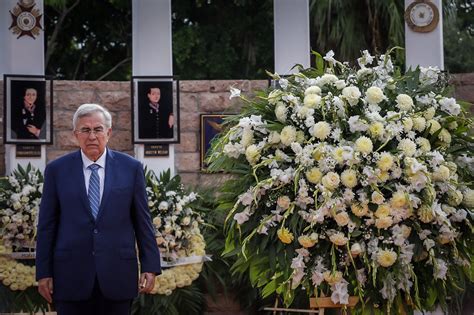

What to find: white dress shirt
left=81, top=148, right=107, bottom=203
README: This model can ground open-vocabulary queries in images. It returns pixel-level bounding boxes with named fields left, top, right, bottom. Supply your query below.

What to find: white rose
left=334, top=80, right=346, bottom=90
left=396, top=94, right=413, bottom=111
left=312, top=121, right=331, bottom=140
left=334, top=211, right=350, bottom=226
left=277, top=196, right=291, bottom=210
left=322, top=172, right=340, bottom=190
left=366, top=86, right=385, bottom=104
left=342, top=86, right=361, bottom=106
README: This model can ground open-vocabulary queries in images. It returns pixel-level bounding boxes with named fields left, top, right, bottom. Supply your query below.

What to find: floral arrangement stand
left=310, top=295, right=359, bottom=315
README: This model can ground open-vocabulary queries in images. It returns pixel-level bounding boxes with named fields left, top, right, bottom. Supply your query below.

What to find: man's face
left=147, top=88, right=161, bottom=103
left=74, top=112, right=112, bottom=161
left=24, top=89, right=37, bottom=105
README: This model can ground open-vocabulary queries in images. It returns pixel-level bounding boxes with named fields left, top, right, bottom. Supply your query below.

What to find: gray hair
left=72, top=104, right=112, bottom=130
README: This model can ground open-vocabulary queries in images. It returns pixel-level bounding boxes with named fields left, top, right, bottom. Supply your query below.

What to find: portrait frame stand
left=3, top=74, right=54, bottom=175
left=262, top=294, right=359, bottom=315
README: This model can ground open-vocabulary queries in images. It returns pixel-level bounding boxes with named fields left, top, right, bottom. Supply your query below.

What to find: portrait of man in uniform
left=133, top=77, right=179, bottom=144
left=4, top=75, right=52, bottom=144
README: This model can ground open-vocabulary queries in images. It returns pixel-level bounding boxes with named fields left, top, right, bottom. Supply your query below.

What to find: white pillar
left=274, top=0, right=310, bottom=75
left=0, top=0, right=46, bottom=175
left=405, top=0, right=444, bottom=70
left=132, top=0, right=175, bottom=176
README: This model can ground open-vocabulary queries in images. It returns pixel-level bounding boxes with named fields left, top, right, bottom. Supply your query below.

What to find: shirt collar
left=81, top=147, right=107, bottom=170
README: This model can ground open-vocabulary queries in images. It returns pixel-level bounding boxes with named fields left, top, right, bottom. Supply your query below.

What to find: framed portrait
left=132, top=76, right=180, bottom=144
left=200, top=114, right=230, bottom=170
left=3, top=74, right=53, bottom=144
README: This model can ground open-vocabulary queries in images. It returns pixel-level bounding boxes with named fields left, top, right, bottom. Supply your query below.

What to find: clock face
left=410, top=3, right=434, bottom=27
left=404, top=0, right=439, bottom=33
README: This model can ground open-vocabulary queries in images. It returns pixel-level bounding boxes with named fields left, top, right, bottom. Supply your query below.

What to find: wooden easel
left=262, top=295, right=359, bottom=315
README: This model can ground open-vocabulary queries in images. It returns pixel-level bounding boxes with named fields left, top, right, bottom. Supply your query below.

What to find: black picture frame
left=3, top=74, right=53, bottom=144
left=132, top=76, right=180, bottom=144
left=200, top=114, right=230, bottom=170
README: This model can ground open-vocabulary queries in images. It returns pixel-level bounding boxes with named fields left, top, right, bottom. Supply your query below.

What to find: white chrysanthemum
left=304, top=86, right=321, bottom=95
left=304, top=94, right=321, bottom=108
left=369, top=122, right=385, bottom=138
left=341, top=86, right=361, bottom=106
left=377, top=249, right=397, bottom=267
left=268, top=131, right=281, bottom=144
left=427, top=119, right=441, bottom=134
left=245, top=144, right=260, bottom=165
left=366, top=86, right=385, bottom=104
left=396, top=94, right=413, bottom=111
left=275, top=103, right=287, bottom=123
left=397, top=139, right=417, bottom=157
left=355, top=137, right=373, bottom=154
left=462, top=189, right=474, bottom=208
left=306, top=168, right=323, bottom=184
left=412, top=117, right=426, bottom=132
left=321, top=172, right=340, bottom=190
left=432, top=165, right=450, bottom=181
left=313, top=121, right=331, bottom=140
left=280, top=126, right=297, bottom=146
left=447, top=189, right=463, bottom=206
left=424, top=107, right=436, bottom=120
left=416, top=137, right=431, bottom=152
left=340, top=169, right=358, bottom=188
left=391, top=191, right=406, bottom=208
left=438, top=129, right=452, bottom=144
left=402, top=117, right=413, bottom=132
left=377, top=152, right=394, bottom=171
left=241, top=128, right=254, bottom=147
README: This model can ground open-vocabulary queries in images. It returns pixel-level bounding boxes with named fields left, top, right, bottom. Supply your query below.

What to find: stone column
left=0, top=0, right=46, bottom=174
left=405, top=0, right=444, bottom=70
left=273, top=0, right=310, bottom=75
left=132, top=0, right=175, bottom=175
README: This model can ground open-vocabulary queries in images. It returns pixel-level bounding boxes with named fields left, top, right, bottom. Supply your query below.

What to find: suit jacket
left=35, top=149, right=161, bottom=301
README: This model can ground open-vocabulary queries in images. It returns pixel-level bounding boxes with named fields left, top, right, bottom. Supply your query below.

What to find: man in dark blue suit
left=36, top=103, right=161, bottom=315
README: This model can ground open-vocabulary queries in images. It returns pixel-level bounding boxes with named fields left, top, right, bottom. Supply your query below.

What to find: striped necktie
left=88, top=164, right=101, bottom=219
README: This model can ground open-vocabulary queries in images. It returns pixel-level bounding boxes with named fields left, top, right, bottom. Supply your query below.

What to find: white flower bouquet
left=0, top=164, right=42, bottom=294
left=207, top=49, right=474, bottom=313
left=145, top=169, right=206, bottom=295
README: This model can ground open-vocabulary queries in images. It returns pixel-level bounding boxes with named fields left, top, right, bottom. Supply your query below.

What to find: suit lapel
left=95, top=148, right=115, bottom=223
left=73, top=150, right=96, bottom=222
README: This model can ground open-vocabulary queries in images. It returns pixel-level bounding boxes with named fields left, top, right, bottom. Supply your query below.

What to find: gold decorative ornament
left=405, top=0, right=439, bottom=33
left=9, top=0, right=43, bottom=39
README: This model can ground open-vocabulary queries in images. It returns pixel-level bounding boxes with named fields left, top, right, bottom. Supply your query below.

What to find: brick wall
left=0, top=79, right=268, bottom=187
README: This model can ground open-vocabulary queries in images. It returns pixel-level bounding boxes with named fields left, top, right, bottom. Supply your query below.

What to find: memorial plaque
left=16, top=144, right=41, bottom=157
left=144, top=144, right=169, bottom=157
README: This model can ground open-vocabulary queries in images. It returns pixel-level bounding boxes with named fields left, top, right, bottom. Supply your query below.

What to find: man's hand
left=26, top=125, right=41, bottom=137
left=139, top=272, right=156, bottom=294
left=38, top=277, right=53, bottom=303
left=168, top=114, right=174, bottom=128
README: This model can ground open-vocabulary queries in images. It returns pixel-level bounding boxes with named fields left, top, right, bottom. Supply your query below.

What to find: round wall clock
left=405, top=0, right=440, bottom=33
